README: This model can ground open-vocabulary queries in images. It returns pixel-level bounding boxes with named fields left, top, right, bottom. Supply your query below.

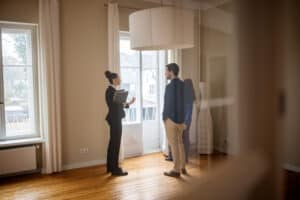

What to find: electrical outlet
left=80, top=148, right=89, bottom=154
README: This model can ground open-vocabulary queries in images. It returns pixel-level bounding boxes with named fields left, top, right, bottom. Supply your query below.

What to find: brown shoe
left=181, top=168, right=187, bottom=175
left=164, top=170, right=180, bottom=178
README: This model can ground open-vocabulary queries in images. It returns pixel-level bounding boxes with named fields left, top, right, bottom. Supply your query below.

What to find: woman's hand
left=128, top=97, right=136, bottom=105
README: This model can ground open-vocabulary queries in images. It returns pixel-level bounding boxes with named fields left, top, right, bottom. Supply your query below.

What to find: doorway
left=119, top=32, right=167, bottom=158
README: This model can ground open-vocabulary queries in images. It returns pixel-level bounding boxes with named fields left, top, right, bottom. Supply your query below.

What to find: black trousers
left=106, top=119, right=122, bottom=172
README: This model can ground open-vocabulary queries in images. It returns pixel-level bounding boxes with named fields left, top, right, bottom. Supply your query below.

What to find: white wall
left=0, top=0, right=38, bottom=23
left=60, top=0, right=159, bottom=168
left=60, top=0, right=109, bottom=169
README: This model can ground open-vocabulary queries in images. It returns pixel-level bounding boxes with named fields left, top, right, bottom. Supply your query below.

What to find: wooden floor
left=0, top=153, right=227, bottom=200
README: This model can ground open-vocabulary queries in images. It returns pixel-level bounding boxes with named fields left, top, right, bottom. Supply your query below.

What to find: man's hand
left=182, top=124, right=187, bottom=130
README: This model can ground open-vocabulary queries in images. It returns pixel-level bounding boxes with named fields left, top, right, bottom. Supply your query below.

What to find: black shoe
left=111, top=170, right=128, bottom=176
left=181, top=168, right=187, bottom=175
left=106, top=167, right=113, bottom=174
left=165, top=157, right=173, bottom=162
left=108, top=167, right=122, bottom=173
left=164, top=170, right=180, bottom=178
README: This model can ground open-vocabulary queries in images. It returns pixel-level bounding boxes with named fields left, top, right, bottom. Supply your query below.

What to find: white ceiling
left=142, top=0, right=232, bottom=10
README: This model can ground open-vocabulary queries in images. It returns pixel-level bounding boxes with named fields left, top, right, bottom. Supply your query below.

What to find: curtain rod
left=104, top=3, right=141, bottom=11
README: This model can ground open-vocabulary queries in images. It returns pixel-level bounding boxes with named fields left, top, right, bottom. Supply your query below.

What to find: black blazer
left=105, top=86, right=128, bottom=124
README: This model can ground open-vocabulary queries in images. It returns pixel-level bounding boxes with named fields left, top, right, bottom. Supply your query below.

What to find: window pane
left=142, top=69, right=158, bottom=121
left=3, top=67, right=36, bottom=137
left=120, top=36, right=139, bottom=67
left=4, top=67, right=35, bottom=137
left=120, top=68, right=141, bottom=123
left=159, top=50, right=166, bottom=68
left=120, top=33, right=141, bottom=123
left=1, top=27, right=37, bottom=139
left=142, top=51, right=157, bottom=68
left=2, top=29, right=32, bottom=66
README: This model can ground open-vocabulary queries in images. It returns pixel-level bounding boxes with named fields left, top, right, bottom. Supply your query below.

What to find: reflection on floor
left=0, top=153, right=227, bottom=200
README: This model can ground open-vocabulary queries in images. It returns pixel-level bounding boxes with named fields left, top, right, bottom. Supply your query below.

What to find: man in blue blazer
left=163, top=63, right=187, bottom=177
left=166, top=78, right=195, bottom=163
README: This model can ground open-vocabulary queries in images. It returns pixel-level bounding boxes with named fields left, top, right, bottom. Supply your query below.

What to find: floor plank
left=0, top=153, right=227, bottom=200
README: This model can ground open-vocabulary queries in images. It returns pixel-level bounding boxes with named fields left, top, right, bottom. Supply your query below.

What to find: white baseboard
left=143, top=149, right=162, bottom=155
left=284, top=163, right=300, bottom=173
left=63, top=159, right=106, bottom=171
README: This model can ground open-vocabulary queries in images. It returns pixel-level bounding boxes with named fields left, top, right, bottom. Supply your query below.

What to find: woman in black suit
left=105, top=70, right=135, bottom=176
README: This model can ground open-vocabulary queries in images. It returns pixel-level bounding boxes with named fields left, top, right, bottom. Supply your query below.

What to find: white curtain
left=108, top=2, right=124, bottom=160
left=108, top=2, right=120, bottom=74
left=39, top=0, right=62, bottom=173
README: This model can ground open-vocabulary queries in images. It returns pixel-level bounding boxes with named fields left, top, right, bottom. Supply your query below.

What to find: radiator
left=0, top=146, right=38, bottom=175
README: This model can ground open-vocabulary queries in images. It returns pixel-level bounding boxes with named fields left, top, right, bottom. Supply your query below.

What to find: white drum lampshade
left=129, top=7, right=194, bottom=50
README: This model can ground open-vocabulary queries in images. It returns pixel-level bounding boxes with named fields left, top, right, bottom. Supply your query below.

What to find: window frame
left=0, top=21, right=40, bottom=141
left=119, top=31, right=167, bottom=124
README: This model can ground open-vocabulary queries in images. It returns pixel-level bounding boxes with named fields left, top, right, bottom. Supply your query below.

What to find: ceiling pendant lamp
left=129, top=6, right=194, bottom=50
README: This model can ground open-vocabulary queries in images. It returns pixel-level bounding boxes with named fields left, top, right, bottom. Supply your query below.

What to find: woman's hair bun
left=105, top=70, right=111, bottom=79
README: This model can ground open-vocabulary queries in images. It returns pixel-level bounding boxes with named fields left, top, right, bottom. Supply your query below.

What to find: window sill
left=0, top=137, right=44, bottom=148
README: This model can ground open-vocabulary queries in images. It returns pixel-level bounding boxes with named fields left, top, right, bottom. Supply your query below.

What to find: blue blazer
left=163, top=78, right=185, bottom=124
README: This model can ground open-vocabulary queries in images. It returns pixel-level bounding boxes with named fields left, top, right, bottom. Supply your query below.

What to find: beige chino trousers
left=164, top=118, right=186, bottom=173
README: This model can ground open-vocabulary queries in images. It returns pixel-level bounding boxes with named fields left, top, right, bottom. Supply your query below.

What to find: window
left=120, top=32, right=141, bottom=123
left=119, top=32, right=166, bottom=123
left=0, top=23, right=39, bottom=140
left=142, top=51, right=159, bottom=121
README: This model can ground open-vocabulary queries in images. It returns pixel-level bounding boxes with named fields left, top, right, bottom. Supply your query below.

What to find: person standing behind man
left=163, top=63, right=187, bottom=177
left=182, top=79, right=195, bottom=163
